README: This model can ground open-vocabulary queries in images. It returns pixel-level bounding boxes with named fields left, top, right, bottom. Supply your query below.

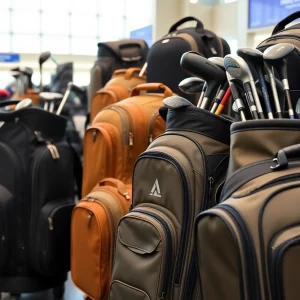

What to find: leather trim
left=176, top=33, right=199, bottom=52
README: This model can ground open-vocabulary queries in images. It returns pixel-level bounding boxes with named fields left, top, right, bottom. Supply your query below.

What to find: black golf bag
left=146, top=16, right=231, bottom=105
left=0, top=101, right=82, bottom=298
left=257, top=11, right=300, bottom=109
left=88, top=39, right=149, bottom=112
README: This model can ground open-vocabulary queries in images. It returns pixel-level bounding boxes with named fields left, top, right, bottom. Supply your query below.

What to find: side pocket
left=33, top=199, right=74, bottom=275
left=269, top=225, right=300, bottom=300
left=0, top=185, right=13, bottom=272
left=110, top=207, right=177, bottom=300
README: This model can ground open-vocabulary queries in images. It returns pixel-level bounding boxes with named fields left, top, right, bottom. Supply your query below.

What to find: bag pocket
left=33, top=199, right=74, bottom=275
left=110, top=207, right=177, bottom=300
left=269, top=225, right=300, bottom=300
left=0, top=186, right=13, bottom=271
left=110, top=280, right=150, bottom=300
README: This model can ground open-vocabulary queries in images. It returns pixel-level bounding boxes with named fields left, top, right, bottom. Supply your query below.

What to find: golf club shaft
left=244, top=82, right=259, bottom=119
left=56, top=89, right=71, bottom=115
left=215, top=87, right=231, bottom=115
left=139, top=63, right=147, bottom=77
left=249, top=79, right=264, bottom=119
left=197, top=82, right=207, bottom=108
left=257, top=67, right=273, bottom=119
left=264, top=63, right=282, bottom=118
left=235, top=98, right=247, bottom=121
left=284, top=88, right=295, bottom=119
left=200, top=96, right=210, bottom=109
left=210, top=88, right=226, bottom=113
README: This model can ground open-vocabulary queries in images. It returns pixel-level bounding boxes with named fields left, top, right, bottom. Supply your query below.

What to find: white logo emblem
left=149, top=179, right=161, bottom=197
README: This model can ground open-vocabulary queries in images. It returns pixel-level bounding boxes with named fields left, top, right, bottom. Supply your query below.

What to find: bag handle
left=271, top=144, right=300, bottom=171
left=99, top=178, right=130, bottom=199
left=169, top=16, right=204, bottom=33
left=272, top=11, right=300, bottom=35
left=130, top=83, right=173, bottom=98
left=113, top=68, right=144, bottom=80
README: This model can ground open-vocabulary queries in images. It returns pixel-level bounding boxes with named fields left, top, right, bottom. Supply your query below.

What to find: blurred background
left=0, top=0, right=298, bottom=88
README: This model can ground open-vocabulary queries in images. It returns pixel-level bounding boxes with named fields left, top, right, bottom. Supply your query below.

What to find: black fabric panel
left=231, top=119, right=300, bottom=135
left=0, top=107, right=67, bottom=140
left=166, top=106, right=232, bottom=145
left=221, top=160, right=274, bottom=201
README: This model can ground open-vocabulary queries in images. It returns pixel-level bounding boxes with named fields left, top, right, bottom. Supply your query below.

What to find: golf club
left=224, top=55, right=260, bottom=119
left=215, top=87, right=232, bottom=115
left=40, top=92, right=63, bottom=112
left=232, top=99, right=246, bottom=121
left=237, top=48, right=273, bottom=119
left=11, top=70, right=21, bottom=94
left=56, top=82, right=85, bottom=115
left=39, top=51, right=58, bottom=92
left=178, top=77, right=205, bottom=94
left=139, top=62, right=147, bottom=77
left=180, top=51, right=226, bottom=110
left=226, top=73, right=247, bottom=120
left=263, top=43, right=295, bottom=119
left=296, top=97, right=300, bottom=116
left=15, top=99, right=32, bottom=110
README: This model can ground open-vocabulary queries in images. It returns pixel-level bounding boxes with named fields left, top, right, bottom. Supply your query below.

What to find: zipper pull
left=158, top=292, right=165, bottom=300
left=92, top=129, right=97, bottom=142
left=87, top=211, right=93, bottom=226
left=48, top=217, right=54, bottom=231
left=209, top=177, right=214, bottom=191
left=129, top=132, right=134, bottom=146
left=149, top=134, right=153, bottom=144
left=123, top=192, right=130, bottom=200
left=210, top=46, right=217, bottom=55
left=46, top=142, right=60, bottom=160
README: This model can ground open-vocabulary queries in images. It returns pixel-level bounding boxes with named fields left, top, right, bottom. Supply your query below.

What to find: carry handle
left=0, top=100, right=20, bottom=108
left=99, top=178, right=130, bottom=199
left=169, top=16, right=204, bottom=33
left=113, top=68, right=144, bottom=79
left=130, top=83, right=173, bottom=98
left=271, top=144, right=300, bottom=171
left=272, top=11, right=300, bottom=35
left=119, top=43, right=143, bottom=62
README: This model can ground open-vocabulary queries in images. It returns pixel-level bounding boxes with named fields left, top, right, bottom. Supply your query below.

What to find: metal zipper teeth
left=233, top=173, right=300, bottom=198
left=133, top=208, right=173, bottom=299
left=219, top=204, right=260, bottom=300
left=0, top=201, right=7, bottom=265
left=271, top=236, right=300, bottom=300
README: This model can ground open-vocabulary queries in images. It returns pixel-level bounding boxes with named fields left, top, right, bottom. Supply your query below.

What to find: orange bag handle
left=130, top=83, right=173, bottom=98
left=113, top=68, right=145, bottom=80
left=99, top=178, right=130, bottom=199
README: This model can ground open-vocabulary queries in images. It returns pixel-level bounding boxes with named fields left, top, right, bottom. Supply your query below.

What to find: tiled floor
left=1, top=273, right=84, bottom=300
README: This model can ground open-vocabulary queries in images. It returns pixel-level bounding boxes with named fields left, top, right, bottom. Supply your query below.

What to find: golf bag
left=196, top=120, right=300, bottom=300
left=88, top=39, right=149, bottom=112
left=257, top=11, right=300, bottom=107
left=71, top=178, right=131, bottom=300
left=82, top=83, right=171, bottom=197
left=110, top=97, right=232, bottom=299
left=0, top=101, right=81, bottom=297
left=90, top=67, right=146, bottom=122
left=146, top=16, right=231, bottom=105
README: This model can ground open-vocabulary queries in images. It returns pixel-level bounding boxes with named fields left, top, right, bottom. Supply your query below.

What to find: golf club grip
left=278, top=144, right=300, bottom=160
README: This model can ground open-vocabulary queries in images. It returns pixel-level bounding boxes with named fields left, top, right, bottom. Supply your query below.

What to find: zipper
left=104, top=106, right=134, bottom=146
left=0, top=201, right=7, bottom=263
left=270, top=235, right=300, bottom=300
left=148, top=111, right=160, bottom=144
left=184, top=249, right=197, bottom=299
left=233, top=173, right=300, bottom=198
left=260, top=34, right=300, bottom=45
left=219, top=204, right=260, bottom=300
left=133, top=208, right=173, bottom=299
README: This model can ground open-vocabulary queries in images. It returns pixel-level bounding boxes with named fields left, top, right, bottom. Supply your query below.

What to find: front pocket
left=110, top=207, right=177, bottom=300
left=269, top=225, right=300, bottom=300
left=0, top=185, right=13, bottom=272
left=82, top=124, right=116, bottom=197
left=33, top=199, right=74, bottom=275
left=110, top=280, right=150, bottom=300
